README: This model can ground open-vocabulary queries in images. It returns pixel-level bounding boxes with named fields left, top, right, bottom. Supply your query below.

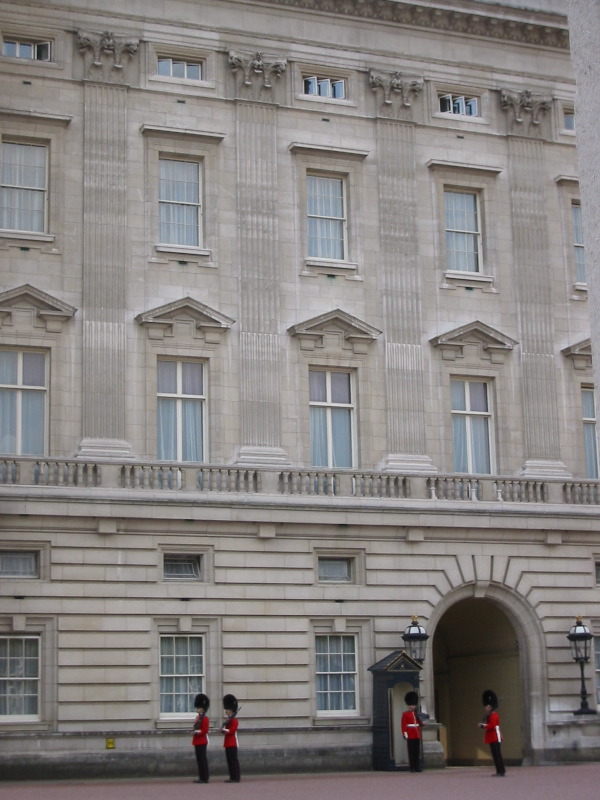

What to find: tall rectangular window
left=0, top=636, right=40, bottom=718
left=309, top=369, right=353, bottom=468
left=158, top=158, right=201, bottom=247
left=572, top=203, right=586, bottom=283
left=307, top=175, right=346, bottom=260
left=315, top=634, right=357, bottom=714
left=0, top=141, right=47, bottom=233
left=595, top=637, right=600, bottom=705
left=157, top=360, right=205, bottom=462
left=0, top=350, right=46, bottom=455
left=159, top=635, right=204, bottom=715
left=444, top=190, right=481, bottom=272
left=451, top=379, right=492, bottom=474
left=582, top=388, right=598, bottom=479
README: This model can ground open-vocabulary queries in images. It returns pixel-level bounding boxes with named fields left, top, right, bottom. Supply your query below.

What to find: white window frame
left=439, top=93, right=479, bottom=117
left=582, top=387, right=598, bottom=479
left=315, top=633, right=358, bottom=718
left=450, top=377, right=494, bottom=475
left=0, top=635, right=41, bottom=721
left=309, top=368, right=355, bottom=469
left=306, top=173, right=347, bottom=262
left=572, top=202, right=586, bottom=284
left=303, top=75, right=346, bottom=100
left=157, top=57, right=203, bottom=81
left=0, top=349, right=48, bottom=456
left=0, top=550, right=39, bottom=578
left=2, top=38, right=51, bottom=61
left=159, top=634, right=205, bottom=719
left=156, top=358, right=206, bottom=463
left=444, top=189, right=482, bottom=274
left=0, top=140, right=48, bottom=235
left=158, top=156, right=203, bottom=249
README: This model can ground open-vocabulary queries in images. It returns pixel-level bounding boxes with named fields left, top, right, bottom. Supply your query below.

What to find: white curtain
left=307, top=175, right=344, bottom=259
left=157, top=398, right=177, bottom=460
left=0, top=142, right=46, bottom=232
left=159, top=159, right=199, bottom=246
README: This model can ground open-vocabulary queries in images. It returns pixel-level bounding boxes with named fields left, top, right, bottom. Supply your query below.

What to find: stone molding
left=0, top=284, right=76, bottom=333
left=259, top=0, right=568, bottom=50
left=228, top=51, right=287, bottom=89
left=430, top=319, right=517, bottom=364
left=562, top=338, right=592, bottom=371
left=288, top=308, right=382, bottom=354
left=135, top=297, right=235, bottom=343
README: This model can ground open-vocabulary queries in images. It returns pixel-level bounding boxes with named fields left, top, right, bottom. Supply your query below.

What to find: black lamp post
left=566, top=616, right=596, bottom=715
left=402, top=615, right=429, bottom=664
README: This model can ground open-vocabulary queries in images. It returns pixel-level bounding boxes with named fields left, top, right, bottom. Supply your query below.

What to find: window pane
left=582, top=388, right=596, bottom=419
left=469, top=381, right=488, bottom=413
left=450, top=379, right=466, bottom=411
left=310, top=407, right=328, bottom=467
left=158, top=360, right=177, bottom=394
left=0, top=351, right=18, bottom=384
left=318, top=558, right=351, bottom=581
left=181, top=399, right=203, bottom=462
left=181, top=362, right=203, bottom=396
left=309, top=370, right=327, bottom=402
left=0, top=551, right=38, bottom=577
left=331, top=408, right=352, bottom=468
left=0, top=389, right=17, bottom=453
left=21, top=390, right=45, bottom=455
left=452, top=415, right=468, bottom=472
left=157, top=398, right=177, bottom=460
left=584, top=422, right=598, bottom=479
left=470, top=416, right=491, bottom=473
left=157, top=58, right=171, bottom=75
left=22, top=352, right=45, bottom=387
left=330, top=372, right=351, bottom=404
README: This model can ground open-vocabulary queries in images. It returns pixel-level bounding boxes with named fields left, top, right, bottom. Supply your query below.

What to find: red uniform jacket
left=401, top=709, right=422, bottom=740
left=192, top=713, right=209, bottom=746
left=483, top=710, right=502, bottom=744
left=223, top=716, right=239, bottom=748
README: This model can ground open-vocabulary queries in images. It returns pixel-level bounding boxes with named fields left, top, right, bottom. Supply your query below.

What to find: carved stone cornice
left=369, top=70, right=422, bottom=108
left=228, top=51, right=287, bottom=89
left=255, top=0, right=568, bottom=50
left=77, top=30, right=139, bottom=82
left=499, top=88, right=552, bottom=126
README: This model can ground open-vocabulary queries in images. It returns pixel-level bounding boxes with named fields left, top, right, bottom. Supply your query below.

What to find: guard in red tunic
left=401, top=690, right=423, bottom=772
left=478, top=689, right=506, bottom=776
left=222, top=694, right=241, bottom=783
left=192, top=693, right=210, bottom=783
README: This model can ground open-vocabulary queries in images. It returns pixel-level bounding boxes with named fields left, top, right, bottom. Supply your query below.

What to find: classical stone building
left=1, top=0, right=599, bottom=780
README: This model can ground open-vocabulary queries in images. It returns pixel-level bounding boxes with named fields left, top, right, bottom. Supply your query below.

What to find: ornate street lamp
left=402, top=615, right=429, bottom=664
left=566, top=616, right=596, bottom=715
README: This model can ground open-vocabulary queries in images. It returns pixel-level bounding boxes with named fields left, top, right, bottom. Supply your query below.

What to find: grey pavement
left=1, top=764, right=600, bottom=800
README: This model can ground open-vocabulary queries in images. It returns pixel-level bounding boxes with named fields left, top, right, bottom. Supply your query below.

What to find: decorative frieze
left=228, top=51, right=287, bottom=89
left=500, top=88, right=552, bottom=126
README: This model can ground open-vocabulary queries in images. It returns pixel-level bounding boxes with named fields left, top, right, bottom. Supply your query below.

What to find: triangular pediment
left=369, top=649, right=422, bottom=674
left=430, top=320, right=517, bottom=364
left=0, top=284, right=76, bottom=333
left=562, top=338, right=592, bottom=370
left=288, top=308, right=381, bottom=355
left=136, top=297, right=235, bottom=343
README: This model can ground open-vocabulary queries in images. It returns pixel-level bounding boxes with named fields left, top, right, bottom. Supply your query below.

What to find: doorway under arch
left=433, top=597, right=524, bottom=766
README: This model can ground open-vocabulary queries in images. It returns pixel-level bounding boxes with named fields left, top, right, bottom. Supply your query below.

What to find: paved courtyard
left=1, top=764, right=600, bottom=800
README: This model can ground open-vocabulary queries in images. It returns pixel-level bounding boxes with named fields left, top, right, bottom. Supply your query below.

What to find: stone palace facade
left=1, top=0, right=599, bottom=779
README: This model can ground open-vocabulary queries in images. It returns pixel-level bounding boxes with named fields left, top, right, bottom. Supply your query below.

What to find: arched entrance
left=433, top=597, right=524, bottom=766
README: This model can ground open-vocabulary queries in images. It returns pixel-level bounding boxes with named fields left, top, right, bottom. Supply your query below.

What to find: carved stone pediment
left=430, top=320, right=517, bottom=364
left=136, top=297, right=235, bottom=343
left=0, top=284, right=76, bottom=333
left=288, top=308, right=381, bottom=354
left=562, top=338, right=592, bottom=370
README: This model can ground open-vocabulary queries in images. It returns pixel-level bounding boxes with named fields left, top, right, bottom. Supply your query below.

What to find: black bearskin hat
left=405, top=690, right=419, bottom=706
left=482, top=689, right=498, bottom=709
left=194, top=693, right=210, bottom=711
left=223, top=693, right=239, bottom=713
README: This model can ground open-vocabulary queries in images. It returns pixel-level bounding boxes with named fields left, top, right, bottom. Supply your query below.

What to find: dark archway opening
left=433, top=597, right=523, bottom=766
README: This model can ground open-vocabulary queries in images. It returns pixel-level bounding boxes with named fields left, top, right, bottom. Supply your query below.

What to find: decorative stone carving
left=430, top=320, right=517, bottom=364
left=0, top=284, right=76, bottom=333
left=77, top=30, right=139, bottom=81
left=500, top=88, right=552, bottom=126
left=228, top=51, right=287, bottom=89
left=369, top=70, right=422, bottom=108
left=135, top=297, right=235, bottom=344
left=288, top=308, right=381, bottom=355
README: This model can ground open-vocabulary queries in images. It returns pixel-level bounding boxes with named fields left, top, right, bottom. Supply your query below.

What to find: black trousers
left=225, top=746, right=241, bottom=782
left=489, top=741, right=506, bottom=775
left=194, top=744, right=209, bottom=782
left=406, top=738, right=421, bottom=772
